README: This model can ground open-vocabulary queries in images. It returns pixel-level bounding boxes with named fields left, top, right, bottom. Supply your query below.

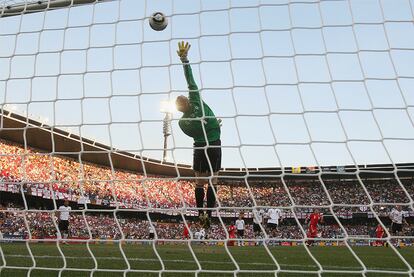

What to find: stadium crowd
left=0, top=137, right=413, bottom=218
left=1, top=139, right=414, bottom=245
left=2, top=202, right=413, bottom=243
left=1, top=139, right=413, bottom=214
left=0, top=139, right=196, bottom=208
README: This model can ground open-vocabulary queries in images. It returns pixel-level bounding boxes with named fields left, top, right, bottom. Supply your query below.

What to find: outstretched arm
left=177, top=41, right=199, bottom=102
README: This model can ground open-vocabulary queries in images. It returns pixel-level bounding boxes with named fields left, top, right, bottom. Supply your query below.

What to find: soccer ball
left=149, top=12, right=168, bottom=31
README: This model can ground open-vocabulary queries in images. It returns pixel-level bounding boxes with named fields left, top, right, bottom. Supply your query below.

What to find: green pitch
left=0, top=243, right=413, bottom=277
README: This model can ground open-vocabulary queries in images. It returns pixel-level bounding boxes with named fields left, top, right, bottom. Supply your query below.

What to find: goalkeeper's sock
left=206, top=186, right=216, bottom=217
left=195, top=187, right=204, bottom=213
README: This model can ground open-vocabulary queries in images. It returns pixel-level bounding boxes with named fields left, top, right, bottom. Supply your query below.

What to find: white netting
left=0, top=0, right=414, bottom=276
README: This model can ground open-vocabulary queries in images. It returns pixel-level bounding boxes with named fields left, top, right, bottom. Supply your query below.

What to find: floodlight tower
left=160, top=100, right=173, bottom=162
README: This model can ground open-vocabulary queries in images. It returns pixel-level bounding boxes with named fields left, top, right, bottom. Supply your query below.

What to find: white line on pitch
left=3, top=254, right=408, bottom=271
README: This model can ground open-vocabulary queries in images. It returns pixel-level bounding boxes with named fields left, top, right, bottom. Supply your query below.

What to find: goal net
left=0, top=0, right=413, bottom=276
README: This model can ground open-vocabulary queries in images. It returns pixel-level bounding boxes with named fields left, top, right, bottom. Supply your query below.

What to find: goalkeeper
left=176, top=41, right=221, bottom=227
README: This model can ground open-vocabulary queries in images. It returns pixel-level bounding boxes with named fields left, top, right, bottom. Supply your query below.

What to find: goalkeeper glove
left=177, top=41, right=191, bottom=63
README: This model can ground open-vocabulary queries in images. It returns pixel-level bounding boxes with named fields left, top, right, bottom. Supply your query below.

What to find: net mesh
left=0, top=0, right=413, bottom=276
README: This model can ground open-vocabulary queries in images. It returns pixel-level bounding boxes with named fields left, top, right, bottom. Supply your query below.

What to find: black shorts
left=267, top=222, right=279, bottom=230
left=391, top=223, right=403, bottom=233
left=59, top=220, right=69, bottom=232
left=237, top=229, right=244, bottom=237
left=193, top=139, right=222, bottom=173
left=149, top=233, right=155, bottom=239
left=253, top=223, right=261, bottom=233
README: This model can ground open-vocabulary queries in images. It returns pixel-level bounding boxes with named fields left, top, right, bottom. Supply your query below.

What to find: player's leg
left=306, top=234, right=312, bottom=246
left=377, top=233, right=384, bottom=246
left=206, top=179, right=217, bottom=217
left=267, top=223, right=277, bottom=239
left=266, top=223, right=276, bottom=245
left=378, top=228, right=385, bottom=247
left=228, top=235, right=235, bottom=246
left=253, top=223, right=260, bottom=245
left=258, top=228, right=264, bottom=246
left=390, top=223, right=399, bottom=247
left=395, top=224, right=402, bottom=247
left=58, top=220, right=63, bottom=240
left=266, top=223, right=272, bottom=240
left=193, top=146, right=207, bottom=215
left=307, top=226, right=316, bottom=246
left=206, top=140, right=221, bottom=218
left=194, top=171, right=206, bottom=211
left=206, top=179, right=217, bottom=219
left=61, top=221, right=69, bottom=244
left=237, top=230, right=243, bottom=246
left=195, top=173, right=212, bottom=230
left=273, top=222, right=279, bottom=238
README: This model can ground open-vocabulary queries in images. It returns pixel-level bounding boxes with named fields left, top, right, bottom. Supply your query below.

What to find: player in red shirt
left=227, top=224, right=237, bottom=246
left=183, top=222, right=191, bottom=239
left=306, top=209, right=323, bottom=246
left=375, top=224, right=385, bottom=246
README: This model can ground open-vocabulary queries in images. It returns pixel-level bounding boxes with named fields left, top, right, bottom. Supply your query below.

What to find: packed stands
left=2, top=202, right=413, bottom=243
left=1, top=138, right=414, bottom=242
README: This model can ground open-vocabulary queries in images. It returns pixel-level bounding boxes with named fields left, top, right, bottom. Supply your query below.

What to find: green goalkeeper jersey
left=178, top=62, right=221, bottom=144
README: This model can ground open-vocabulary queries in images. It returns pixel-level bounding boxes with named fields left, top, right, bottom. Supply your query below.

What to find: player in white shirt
left=253, top=208, right=265, bottom=244
left=235, top=213, right=245, bottom=246
left=267, top=208, right=283, bottom=237
left=389, top=206, right=408, bottom=246
left=195, top=228, right=206, bottom=240
left=57, top=200, right=71, bottom=244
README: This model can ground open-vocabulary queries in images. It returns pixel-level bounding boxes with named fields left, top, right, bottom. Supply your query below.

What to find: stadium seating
left=1, top=138, right=414, bottom=243
left=4, top=202, right=413, bottom=241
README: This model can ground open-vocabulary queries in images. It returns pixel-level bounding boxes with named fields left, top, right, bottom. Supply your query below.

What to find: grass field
left=0, top=243, right=413, bottom=277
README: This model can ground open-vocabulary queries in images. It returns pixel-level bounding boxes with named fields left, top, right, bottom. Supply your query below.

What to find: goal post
left=0, top=0, right=413, bottom=276
left=0, top=0, right=114, bottom=17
